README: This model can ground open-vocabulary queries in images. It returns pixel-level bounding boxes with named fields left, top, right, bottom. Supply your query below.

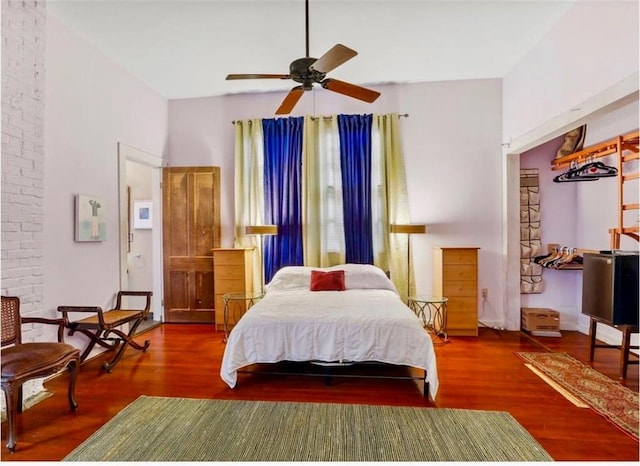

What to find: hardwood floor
left=1, top=324, right=638, bottom=461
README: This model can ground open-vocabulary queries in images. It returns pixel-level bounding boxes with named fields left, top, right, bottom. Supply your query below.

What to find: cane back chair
left=1, top=296, right=81, bottom=452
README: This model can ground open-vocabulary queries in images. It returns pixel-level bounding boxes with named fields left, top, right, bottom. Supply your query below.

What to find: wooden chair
left=1, top=296, right=81, bottom=453
left=57, top=291, right=153, bottom=373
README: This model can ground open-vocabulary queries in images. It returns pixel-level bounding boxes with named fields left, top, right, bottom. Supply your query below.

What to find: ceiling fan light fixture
left=225, top=0, right=380, bottom=115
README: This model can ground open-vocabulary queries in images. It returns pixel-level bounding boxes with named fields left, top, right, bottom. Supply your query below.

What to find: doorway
left=118, top=143, right=163, bottom=324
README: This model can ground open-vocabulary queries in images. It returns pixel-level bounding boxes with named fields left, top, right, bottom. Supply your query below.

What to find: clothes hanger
left=567, top=159, right=618, bottom=180
left=554, top=158, right=618, bottom=183
left=553, top=248, right=578, bottom=268
left=535, top=246, right=561, bottom=267
left=546, top=247, right=569, bottom=268
left=553, top=161, right=597, bottom=183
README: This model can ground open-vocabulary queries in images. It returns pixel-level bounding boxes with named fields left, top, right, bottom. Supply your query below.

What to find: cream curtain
left=302, top=115, right=345, bottom=267
left=234, top=118, right=265, bottom=289
left=373, top=113, right=411, bottom=301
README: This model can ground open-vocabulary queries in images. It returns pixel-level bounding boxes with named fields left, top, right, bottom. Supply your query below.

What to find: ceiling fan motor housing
left=290, top=57, right=326, bottom=89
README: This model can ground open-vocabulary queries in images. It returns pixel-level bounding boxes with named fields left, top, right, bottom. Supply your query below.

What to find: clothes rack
left=551, top=131, right=639, bottom=249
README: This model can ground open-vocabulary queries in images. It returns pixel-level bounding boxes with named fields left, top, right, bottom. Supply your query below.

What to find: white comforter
left=220, top=286, right=439, bottom=400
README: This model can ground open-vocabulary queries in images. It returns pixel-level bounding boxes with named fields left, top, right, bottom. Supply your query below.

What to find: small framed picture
left=133, top=200, right=152, bottom=229
left=75, top=194, right=106, bottom=242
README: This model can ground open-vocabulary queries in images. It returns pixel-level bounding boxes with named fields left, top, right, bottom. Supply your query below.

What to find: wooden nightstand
left=433, top=247, right=479, bottom=336
left=213, top=248, right=254, bottom=331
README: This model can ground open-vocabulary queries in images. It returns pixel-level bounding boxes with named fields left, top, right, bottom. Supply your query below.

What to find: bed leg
left=423, top=371, right=428, bottom=399
left=323, top=366, right=332, bottom=386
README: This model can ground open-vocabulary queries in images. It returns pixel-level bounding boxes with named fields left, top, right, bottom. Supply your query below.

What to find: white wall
left=503, top=0, right=638, bottom=142
left=168, top=78, right=505, bottom=326
left=43, top=13, right=168, bottom=349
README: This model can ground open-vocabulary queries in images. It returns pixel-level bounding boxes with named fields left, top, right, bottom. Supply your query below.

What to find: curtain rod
left=232, top=113, right=409, bottom=125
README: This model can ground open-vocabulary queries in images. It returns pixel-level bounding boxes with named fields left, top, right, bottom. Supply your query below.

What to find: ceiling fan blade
left=321, top=79, right=380, bottom=103
left=226, top=73, right=290, bottom=80
left=276, top=86, right=305, bottom=115
left=310, top=44, right=358, bottom=74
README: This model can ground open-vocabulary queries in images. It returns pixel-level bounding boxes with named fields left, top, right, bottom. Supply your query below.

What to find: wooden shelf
left=551, top=130, right=639, bottom=249
left=551, top=130, right=638, bottom=171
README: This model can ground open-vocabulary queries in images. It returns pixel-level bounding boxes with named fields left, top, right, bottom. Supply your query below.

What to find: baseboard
left=478, top=319, right=507, bottom=331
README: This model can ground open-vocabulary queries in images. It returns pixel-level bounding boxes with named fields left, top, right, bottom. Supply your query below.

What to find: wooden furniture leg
left=100, top=317, right=150, bottom=372
left=588, top=317, right=598, bottom=361
left=620, top=326, right=631, bottom=379
left=619, top=325, right=639, bottom=379
left=63, top=308, right=119, bottom=361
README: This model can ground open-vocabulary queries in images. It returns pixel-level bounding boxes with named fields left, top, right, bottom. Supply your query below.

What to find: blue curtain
left=262, top=117, right=304, bottom=282
left=338, top=114, right=374, bottom=264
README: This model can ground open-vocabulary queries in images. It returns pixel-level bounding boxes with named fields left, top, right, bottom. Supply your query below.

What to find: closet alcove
left=518, top=100, right=639, bottom=342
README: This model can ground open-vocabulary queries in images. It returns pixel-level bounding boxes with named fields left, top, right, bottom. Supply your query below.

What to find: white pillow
left=266, top=266, right=313, bottom=292
left=328, top=263, right=398, bottom=293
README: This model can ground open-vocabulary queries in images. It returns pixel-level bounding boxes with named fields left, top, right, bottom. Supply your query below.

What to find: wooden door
left=162, top=167, right=220, bottom=322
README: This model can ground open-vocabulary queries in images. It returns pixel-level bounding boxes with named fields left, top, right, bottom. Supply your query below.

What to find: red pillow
left=310, top=270, right=345, bottom=291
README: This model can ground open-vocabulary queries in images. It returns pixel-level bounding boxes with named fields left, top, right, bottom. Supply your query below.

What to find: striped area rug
left=64, top=396, right=552, bottom=461
left=517, top=351, right=639, bottom=440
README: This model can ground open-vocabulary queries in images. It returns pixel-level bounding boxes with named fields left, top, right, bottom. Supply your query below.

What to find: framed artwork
left=75, top=194, right=106, bottom=242
left=133, top=200, right=152, bottom=229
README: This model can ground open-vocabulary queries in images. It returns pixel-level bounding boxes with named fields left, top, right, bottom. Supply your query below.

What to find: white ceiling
left=47, top=0, right=577, bottom=100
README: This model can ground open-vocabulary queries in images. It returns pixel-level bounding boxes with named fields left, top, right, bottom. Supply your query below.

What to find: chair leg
left=67, top=358, right=80, bottom=411
left=2, top=383, right=20, bottom=453
left=16, top=385, right=23, bottom=414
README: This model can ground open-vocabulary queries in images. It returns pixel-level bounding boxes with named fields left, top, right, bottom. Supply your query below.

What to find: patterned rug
left=63, top=396, right=553, bottom=461
left=517, top=352, right=639, bottom=440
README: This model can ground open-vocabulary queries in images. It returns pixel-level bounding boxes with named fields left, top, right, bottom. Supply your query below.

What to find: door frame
left=118, top=142, right=164, bottom=321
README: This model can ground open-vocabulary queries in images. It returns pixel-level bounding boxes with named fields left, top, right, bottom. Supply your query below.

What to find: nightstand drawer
left=442, top=249, right=477, bottom=264
left=443, top=265, right=476, bottom=281
left=214, top=252, right=247, bottom=266
left=215, top=279, right=247, bottom=295
left=214, top=266, right=246, bottom=280
left=443, top=282, right=476, bottom=296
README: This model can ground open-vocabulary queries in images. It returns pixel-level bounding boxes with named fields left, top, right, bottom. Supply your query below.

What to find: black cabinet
left=581, top=251, right=639, bottom=326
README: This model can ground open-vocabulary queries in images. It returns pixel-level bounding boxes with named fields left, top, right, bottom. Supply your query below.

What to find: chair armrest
left=21, top=316, right=69, bottom=343
left=57, top=306, right=106, bottom=329
left=114, top=291, right=153, bottom=313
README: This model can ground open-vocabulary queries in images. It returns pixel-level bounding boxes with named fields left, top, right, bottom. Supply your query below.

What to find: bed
left=219, top=263, right=439, bottom=400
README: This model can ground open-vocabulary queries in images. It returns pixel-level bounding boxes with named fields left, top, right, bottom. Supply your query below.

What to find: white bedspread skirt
left=220, top=289, right=439, bottom=400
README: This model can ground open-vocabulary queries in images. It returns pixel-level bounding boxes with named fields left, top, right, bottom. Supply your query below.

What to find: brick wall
left=1, top=0, right=47, bottom=334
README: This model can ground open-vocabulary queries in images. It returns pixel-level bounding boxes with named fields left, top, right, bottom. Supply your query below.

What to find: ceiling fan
left=225, top=0, right=380, bottom=115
